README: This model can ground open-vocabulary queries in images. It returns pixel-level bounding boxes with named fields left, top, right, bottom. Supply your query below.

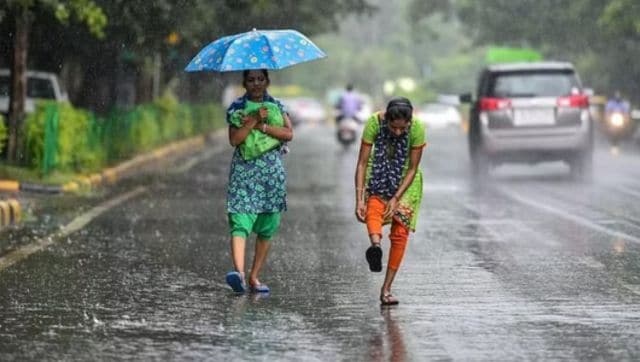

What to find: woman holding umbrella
left=184, top=29, right=326, bottom=293
left=224, top=69, right=293, bottom=293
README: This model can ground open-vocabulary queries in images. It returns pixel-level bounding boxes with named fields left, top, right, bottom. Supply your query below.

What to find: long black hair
left=385, top=96, right=413, bottom=122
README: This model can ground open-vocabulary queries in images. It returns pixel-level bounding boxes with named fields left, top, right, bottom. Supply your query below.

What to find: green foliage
left=0, top=114, right=6, bottom=153
left=24, top=103, right=49, bottom=172
left=57, top=102, right=104, bottom=172
left=129, top=106, right=161, bottom=153
left=154, top=91, right=180, bottom=142
left=410, top=0, right=640, bottom=101
left=191, top=103, right=225, bottom=134
left=24, top=101, right=105, bottom=174
left=21, top=98, right=224, bottom=176
left=2, top=0, right=107, bottom=37
left=54, top=0, right=107, bottom=38
left=176, top=105, right=195, bottom=138
left=600, top=0, right=640, bottom=36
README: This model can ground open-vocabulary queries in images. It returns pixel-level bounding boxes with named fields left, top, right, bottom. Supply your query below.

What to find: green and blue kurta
left=226, top=94, right=287, bottom=215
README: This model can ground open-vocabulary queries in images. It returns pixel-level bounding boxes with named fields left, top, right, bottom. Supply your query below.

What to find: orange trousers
left=365, top=196, right=410, bottom=271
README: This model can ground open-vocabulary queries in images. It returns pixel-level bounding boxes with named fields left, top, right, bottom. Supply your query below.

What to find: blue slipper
left=249, top=283, right=270, bottom=293
left=225, top=271, right=246, bottom=293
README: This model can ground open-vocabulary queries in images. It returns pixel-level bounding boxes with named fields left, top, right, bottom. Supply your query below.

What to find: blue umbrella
left=185, top=29, right=327, bottom=72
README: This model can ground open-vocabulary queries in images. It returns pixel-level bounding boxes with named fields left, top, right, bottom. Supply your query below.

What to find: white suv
left=461, top=62, right=593, bottom=179
left=0, top=69, right=68, bottom=116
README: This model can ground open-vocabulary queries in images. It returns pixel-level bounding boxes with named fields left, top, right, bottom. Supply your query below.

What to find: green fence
left=25, top=97, right=224, bottom=176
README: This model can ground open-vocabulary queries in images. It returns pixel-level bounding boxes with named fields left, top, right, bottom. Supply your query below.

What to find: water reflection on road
left=1, top=124, right=640, bottom=360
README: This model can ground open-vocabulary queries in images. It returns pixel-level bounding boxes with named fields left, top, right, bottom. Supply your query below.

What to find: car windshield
left=490, top=71, right=579, bottom=98
left=0, top=75, right=56, bottom=99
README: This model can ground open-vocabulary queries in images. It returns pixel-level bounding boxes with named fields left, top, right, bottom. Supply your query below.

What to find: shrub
left=24, top=101, right=105, bottom=175
left=0, top=113, right=8, bottom=155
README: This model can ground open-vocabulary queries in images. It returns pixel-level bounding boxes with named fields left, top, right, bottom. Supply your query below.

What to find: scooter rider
left=604, top=90, right=634, bottom=147
left=336, top=84, right=363, bottom=124
left=606, top=90, right=630, bottom=116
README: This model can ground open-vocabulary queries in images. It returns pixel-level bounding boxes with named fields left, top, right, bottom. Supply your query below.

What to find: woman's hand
left=258, top=107, right=268, bottom=121
left=383, top=196, right=398, bottom=219
left=355, top=200, right=367, bottom=222
left=242, top=115, right=259, bottom=128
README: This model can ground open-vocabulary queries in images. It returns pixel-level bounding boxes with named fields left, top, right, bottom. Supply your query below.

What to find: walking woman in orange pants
left=354, top=97, right=425, bottom=306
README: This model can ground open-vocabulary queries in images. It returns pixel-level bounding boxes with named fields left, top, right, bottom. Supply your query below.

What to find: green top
left=361, top=112, right=426, bottom=231
left=229, top=101, right=284, bottom=160
left=362, top=112, right=426, bottom=148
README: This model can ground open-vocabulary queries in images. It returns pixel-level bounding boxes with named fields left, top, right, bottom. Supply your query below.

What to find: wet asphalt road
left=2, top=123, right=640, bottom=361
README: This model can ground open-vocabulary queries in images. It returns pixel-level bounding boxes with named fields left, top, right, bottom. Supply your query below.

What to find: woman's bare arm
left=355, top=143, right=372, bottom=222
left=229, top=115, right=259, bottom=147
left=255, top=111, right=293, bottom=142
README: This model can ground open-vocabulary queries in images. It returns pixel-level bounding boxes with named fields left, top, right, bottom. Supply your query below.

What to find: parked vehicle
left=0, top=69, right=68, bottom=116
left=280, top=97, right=327, bottom=126
left=414, top=103, right=463, bottom=130
left=460, top=62, right=593, bottom=180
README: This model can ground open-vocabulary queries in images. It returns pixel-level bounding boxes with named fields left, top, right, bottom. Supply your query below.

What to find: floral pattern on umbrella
left=185, top=29, right=327, bottom=72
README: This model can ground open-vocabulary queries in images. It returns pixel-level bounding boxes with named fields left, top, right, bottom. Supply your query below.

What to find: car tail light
left=480, top=97, right=512, bottom=111
left=557, top=95, right=588, bottom=108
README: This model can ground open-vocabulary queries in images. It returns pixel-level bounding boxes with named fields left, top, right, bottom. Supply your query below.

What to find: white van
left=0, top=69, right=68, bottom=115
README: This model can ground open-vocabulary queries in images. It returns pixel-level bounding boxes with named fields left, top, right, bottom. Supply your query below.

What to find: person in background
left=224, top=69, right=293, bottom=294
left=354, top=96, right=426, bottom=306
left=336, top=84, right=364, bottom=123
left=605, top=90, right=631, bottom=115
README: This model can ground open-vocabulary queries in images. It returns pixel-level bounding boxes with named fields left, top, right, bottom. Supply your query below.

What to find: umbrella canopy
left=185, top=29, right=327, bottom=72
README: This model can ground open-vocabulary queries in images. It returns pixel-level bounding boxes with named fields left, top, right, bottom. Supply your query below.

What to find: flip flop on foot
left=225, top=271, right=246, bottom=293
left=380, top=292, right=399, bottom=306
left=366, top=244, right=383, bottom=272
left=249, top=283, right=270, bottom=293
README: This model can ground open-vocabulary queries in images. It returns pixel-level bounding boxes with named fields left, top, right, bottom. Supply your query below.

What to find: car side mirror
left=459, top=93, right=473, bottom=103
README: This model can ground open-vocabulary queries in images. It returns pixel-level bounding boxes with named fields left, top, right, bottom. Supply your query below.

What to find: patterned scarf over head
left=367, top=118, right=409, bottom=199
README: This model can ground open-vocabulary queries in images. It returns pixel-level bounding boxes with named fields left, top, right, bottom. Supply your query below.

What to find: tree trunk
left=7, top=8, right=31, bottom=163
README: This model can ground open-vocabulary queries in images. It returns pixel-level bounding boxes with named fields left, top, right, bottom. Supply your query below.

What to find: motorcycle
left=336, top=116, right=360, bottom=148
left=603, top=111, right=636, bottom=146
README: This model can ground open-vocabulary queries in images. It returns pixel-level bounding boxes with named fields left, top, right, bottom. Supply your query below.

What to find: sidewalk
left=0, top=130, right=225, bottom=233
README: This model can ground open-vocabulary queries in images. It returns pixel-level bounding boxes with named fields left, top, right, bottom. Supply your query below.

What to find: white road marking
left=172, top=143, right=226, bottom=174
left=499, top=188, right=640, bottom=244
left=0, top=187, right=147, bottom=272
left=615, top=185, right=640, bottom=199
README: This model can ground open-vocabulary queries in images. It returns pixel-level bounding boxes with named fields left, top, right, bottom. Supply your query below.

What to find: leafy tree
left=410, top=0, right=640, bottom=102
left=0, top=0, right=106, bottom=162
left=11, top=0, right=374, bottom=111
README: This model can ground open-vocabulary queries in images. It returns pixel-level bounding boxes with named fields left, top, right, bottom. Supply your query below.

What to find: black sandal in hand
left=365, top=244, right=382, bottom=272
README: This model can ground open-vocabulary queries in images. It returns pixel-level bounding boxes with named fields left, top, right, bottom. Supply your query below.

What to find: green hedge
left=22, top=97, right=224, bottom=176
left=0, top=114, right=6, bottom=153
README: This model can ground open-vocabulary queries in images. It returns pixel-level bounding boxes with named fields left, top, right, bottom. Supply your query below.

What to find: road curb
left=0, top=130, right=223, bottom=197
